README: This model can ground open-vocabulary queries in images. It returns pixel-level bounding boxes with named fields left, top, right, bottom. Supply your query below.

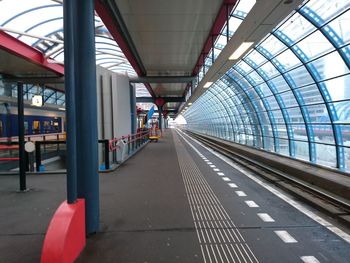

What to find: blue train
left=0, top=103, right=64, bottom=139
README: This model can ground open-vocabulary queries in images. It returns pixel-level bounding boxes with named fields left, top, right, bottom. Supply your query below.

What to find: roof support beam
left=130, top=76, right=196, bottom=83
left=0, top=31, right=64, bottom=76
left=136, top=96, right=185, bottom=103
left=2, top=76, right=64, bottom=84
left=95, top=0, right=156, bottom=97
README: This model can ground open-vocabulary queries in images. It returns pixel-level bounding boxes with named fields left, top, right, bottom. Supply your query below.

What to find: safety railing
left=0, top=133, right=65, bottom=143
left=105, top=130, right=149, bottom=169
left=35, top=140, right=66, bottom=172
left=1, top=131, right=149, bottom=173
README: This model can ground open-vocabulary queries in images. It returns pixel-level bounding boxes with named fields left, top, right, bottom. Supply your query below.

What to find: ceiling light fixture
left=229, top=42, right=254, bottom=60
left=203, top=82, right=213, bottom=88
left=188, top=103, right=192, bottom=105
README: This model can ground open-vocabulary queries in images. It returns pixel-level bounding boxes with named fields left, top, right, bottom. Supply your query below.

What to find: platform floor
left=1, top=129, right=350, bottom=262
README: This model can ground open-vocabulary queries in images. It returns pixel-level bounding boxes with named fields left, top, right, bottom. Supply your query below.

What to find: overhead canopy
left=0, top=0, right=150, bottom=97
left=96, top=0, right=256, bottom=112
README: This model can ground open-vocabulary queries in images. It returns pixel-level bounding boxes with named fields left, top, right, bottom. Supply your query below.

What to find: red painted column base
left=41, top=199, right=86, bottom=263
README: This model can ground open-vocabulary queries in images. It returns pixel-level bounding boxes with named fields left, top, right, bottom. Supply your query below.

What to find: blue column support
left=64, top=0, right=99, bottom=234
left=63, top=0, right=77, bottom=204
left=130, top=84, right=136, bottom=135
left=17, top=82, right=26, bottom=192
left=158, top=106, right=162, bottom=130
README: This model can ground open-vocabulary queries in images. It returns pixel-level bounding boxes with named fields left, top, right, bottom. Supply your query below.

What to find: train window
left=32, top=120, right=40, bottom=134
left=43, top=121, right=51, bottom=133
left=24, top=121, right=29, bottom=135
left=0, top=120, right=3, bottom=137
left=53, top=120, right=60, bottom=132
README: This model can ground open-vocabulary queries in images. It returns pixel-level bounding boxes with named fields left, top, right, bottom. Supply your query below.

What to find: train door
left=32, top=120, right=40, bottom=134
left=53, top=118, right=60, bottom=132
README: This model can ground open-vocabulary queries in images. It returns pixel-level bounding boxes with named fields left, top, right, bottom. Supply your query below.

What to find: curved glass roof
left=184, top=0, right=350, bottom=173
left=0, top=0, right=150, bottom=97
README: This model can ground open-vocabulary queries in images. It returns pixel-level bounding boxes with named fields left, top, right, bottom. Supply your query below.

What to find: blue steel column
left=130, top=84, right=136, bottom=134
left=76, top=0, right=99, bottom=234
left=158, top=106, right=162, bottom=130
left=17, top=82, right=26, bottom=191
left=66, top=0, right=99, bottom=234
left=63, top=0, right=77, bottom=204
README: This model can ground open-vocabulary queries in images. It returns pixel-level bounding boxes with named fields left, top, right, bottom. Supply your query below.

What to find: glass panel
left=294, top=140, right=309, bottom=161
left=260, top=62, right=279, bottom=78
left=259, top=34, right=287, bottom=56
left=302, top=0, right=350, bottom=25
left=236, top=61, right=253, bottom=75
left=247, top=71, right=264, bottom=85
left=274, top=49, right=301, bottom=72
left=315, top=143, right=337, bottom=168
left=332, top=101, right=350, bottom=123
left=310, top=124, right=335, bottom=144
left=265, top=96, right=280, bottom=110
left=268, top=75, right=291, bottom=93
left=255, top=83, right=273, bottom=97
left=233, top=0, right=256, bottom=18
left=296, top=84, right=324, bottom=105
left=278, top=138, right=290, bottom=156
left=286, top=66, right=314, bottom=87
left=215, top=34, right=227, bottom=49
left=303, top=104, right=330, bottom=123
left=326, top=10, right=350, bottom=46
left=296, top=30, right=334, bottom=61
left=292, top=124, right=308, bottom=141
left=308, top=50, right=350, bottom=81
left=246, top=49, right=267, bottom=67
left=277, top=12, right=315, bottom=43
left=342, top=146, right=350, bottom=172
left=279, top=91, right=298, bottom=108
left=228, top=16, right=243, bottom=36
left=336, top=125, right=350, bottom=145
left=321, top=75, right=350, bottom=102
left=276, top=124, right=289, bottom=139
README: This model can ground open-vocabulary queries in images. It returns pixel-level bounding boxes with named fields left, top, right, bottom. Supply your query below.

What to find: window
left=32, top=120, right=40, bottom=134
left=43, top=121, right=51, bottom=133
left=0, top=120, right=3, bottom=137
left=53, top=119, right=60, bottom=132
left=24, top=121, right=29, bottom=135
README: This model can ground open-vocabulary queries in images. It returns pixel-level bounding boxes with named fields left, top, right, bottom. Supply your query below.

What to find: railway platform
left=2, top=129, right=349, bottom=262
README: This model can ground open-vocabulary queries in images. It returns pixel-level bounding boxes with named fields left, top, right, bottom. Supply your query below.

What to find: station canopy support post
left=63, top=0, right=99, bottom=234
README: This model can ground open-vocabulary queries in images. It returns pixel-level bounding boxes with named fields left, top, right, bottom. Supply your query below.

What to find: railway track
left=185, top=130, right=350, bottom=228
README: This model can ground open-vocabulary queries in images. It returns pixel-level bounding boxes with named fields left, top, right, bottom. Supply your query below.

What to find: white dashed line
left=213, top=168, right=220, bottom=171
left=257, top=213, right=275, bottom=222
left=209, top=165, right=216, bottom=168
left=180, top=132, right=350, bottom=244
left=217, top=172, right=225, bottom=176
left=228, top=183, right=238, bottom=188
left=222, top=177, right=231, bottom=182
left=245, top=200, right=259, bottom=208
left=274, top=231, right=298, bottom=243
left=301, top=256, right=320, bottom=263
left=235, top=191, right=247, bottom=197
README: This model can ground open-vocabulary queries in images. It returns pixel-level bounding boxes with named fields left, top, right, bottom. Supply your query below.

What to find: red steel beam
left=180, top=0, right=237, bottom=99
left=95, top=1, right=156, bottom=98
left=0, top=31, right=64, bottom=76
left=191, top=0, right=238, bottom=76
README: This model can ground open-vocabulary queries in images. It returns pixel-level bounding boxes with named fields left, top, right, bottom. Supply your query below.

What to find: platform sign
left=25, top=141, right=35, bottom=153
left=32, top=95, right=43, bottom=107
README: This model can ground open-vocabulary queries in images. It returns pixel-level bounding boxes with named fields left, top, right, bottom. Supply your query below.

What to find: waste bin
left=116, top=139, right=127, bottom=163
